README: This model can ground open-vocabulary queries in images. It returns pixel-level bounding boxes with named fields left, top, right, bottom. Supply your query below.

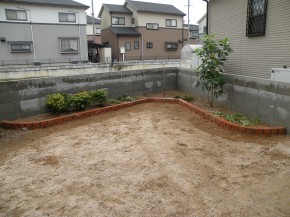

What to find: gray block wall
left=1, top=67, right=289, bottom=135
left=0, top=68, right=177, bottom=121
left=178, top=68, right=290, bottom=134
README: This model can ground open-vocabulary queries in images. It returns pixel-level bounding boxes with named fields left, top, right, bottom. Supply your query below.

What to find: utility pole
left=92, top=0, right=95, bottom=43
left=185, top=0, right=192, bottom=44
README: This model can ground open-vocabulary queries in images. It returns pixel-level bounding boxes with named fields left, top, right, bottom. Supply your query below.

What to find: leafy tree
left=195, top=35, right=233, bottom=107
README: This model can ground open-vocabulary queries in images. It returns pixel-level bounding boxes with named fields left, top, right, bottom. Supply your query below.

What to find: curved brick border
left=1, top=98, right=286, bottom=135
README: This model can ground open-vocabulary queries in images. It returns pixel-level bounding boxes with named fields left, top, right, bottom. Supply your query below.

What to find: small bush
left=90, top=89, right=107, bottom=105
left=45, top=93, right=71, bottom=113
left=71, top=91, right=92, bottom=110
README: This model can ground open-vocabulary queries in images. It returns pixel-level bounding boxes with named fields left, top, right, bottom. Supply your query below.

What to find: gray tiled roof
left=126, top=0, right=185, bottom=16
left=184, top=24, right=199, bottom=31
left=111, top=27, right=140, bottom=36
left=2, top=0, right=89, bottom=9
left=103, top=4, right=132, bottom=14
left=86, top=15, right=101, bottom=25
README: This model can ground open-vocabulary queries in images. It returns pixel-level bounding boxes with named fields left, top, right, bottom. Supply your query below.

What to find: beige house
left=208, top=0, right=290, bottom=79
left=86, top=15, right=101, bottom=44
left=98, top=0, right=186, bottom=61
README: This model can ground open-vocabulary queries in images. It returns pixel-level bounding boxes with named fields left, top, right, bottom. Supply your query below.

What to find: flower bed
left=0, top=98, right=286, bottom=135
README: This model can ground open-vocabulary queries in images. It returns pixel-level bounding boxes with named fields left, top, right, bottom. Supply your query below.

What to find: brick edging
left=1, top=98, right=286, bottom=135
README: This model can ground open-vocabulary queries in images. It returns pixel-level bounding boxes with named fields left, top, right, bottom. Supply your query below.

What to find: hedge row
left=45, top=89, right=107, bottom=113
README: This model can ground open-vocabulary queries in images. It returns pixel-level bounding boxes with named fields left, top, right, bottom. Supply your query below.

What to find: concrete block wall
left=0, top=68, right=177, bottom=121
left=178, top=68, right=290, bottom=134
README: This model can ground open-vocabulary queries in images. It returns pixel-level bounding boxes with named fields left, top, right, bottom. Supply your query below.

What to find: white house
left=197, top=13, right=207, bottom=39
left=0, top=0, right=89, bottom=65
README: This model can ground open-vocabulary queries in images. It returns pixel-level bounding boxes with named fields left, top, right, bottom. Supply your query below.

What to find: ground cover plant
left=214, top=111, right=262, bottom=126
left=174, top=95, right=194, bottom=102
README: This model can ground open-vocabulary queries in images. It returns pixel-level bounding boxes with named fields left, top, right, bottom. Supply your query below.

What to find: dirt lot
left=0, top=103, right=290, bottom=216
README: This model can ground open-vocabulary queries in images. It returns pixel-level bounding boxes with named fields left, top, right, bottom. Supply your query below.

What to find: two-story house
left=183, top=24, right=199, bottom=44
left=0, top=0, right=89, bottom=65
left=86, top=15, right=101, bottom=44
left=98, top=0, right=186, bottom=61
left=197, top=13, right=207, bottom=39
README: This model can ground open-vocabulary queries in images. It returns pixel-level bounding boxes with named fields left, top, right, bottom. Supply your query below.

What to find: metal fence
left=0, top=55, right=181, bottom=67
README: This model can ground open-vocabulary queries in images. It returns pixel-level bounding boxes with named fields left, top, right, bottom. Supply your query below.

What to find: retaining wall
left=0, top=68, right=177, bottom=120
left=1, top=67, right=289, bottom=134
left=178, top=68, right=290, bottom=134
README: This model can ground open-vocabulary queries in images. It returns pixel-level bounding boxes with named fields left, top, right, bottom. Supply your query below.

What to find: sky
left=75, top=0, right=207, bottom=24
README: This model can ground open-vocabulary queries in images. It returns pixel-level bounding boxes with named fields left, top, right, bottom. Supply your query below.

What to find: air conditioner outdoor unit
left=271, top=68, right=290, bottom=83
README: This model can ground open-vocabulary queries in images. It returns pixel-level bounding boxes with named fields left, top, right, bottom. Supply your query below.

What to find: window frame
left=246, top=0, right=268, bottom=37
left=146, top=23, right=159, bottom=30
left=146, top=42, right=153, bottom=49
left=5, top=9, right=27, bottom=21
left=190, top=31, right=199, bottom=39
left=165, top=42, right=178, bottom=50
left=166, top=19, right=177, bottom=27
left=59, top=12, right=76, bottom=23
left=125, top=42, right=131, bottom=51
left=9, top=41, right=32, bottom=53
left=112, top=17, right=125, bottom=25
left=134, top=41, right=139, bottom=49
left=59, top=37, right=79, bottom=54
left=95, top=28, right=101, bottom=35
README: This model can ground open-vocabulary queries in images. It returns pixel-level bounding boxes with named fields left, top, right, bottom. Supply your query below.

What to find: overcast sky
left=75, top=0, right=207, bottom=24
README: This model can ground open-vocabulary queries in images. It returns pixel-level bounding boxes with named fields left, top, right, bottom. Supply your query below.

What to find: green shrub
left=71, top=91, right=92, bottom=110
left=45, top=93, right=71, bottom=113
left=90, top=89, right=107, bottom=105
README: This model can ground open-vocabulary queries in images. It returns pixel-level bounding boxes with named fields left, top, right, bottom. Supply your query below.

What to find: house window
left=59, top=13, right=76, bottom=23
left=146, top=42, right=153, bottom=49
left=60, top=38, right=79, bottom=53
left=190, top=31, right=199, bottom=38
left=165, top=42, right=178, bottom=50
left=125, top=42, right=131, bottom=51
left=112, top=17, right=125, bottom=25
left=146, top=23, right=159, bottom=30
left=95, top=28, right=101, bottom=35
left=5, top=9, right=27, bottom=21
left=246, top=0, right=268, bottom=37
left=203, top=26, right=207, bottom=33
left=134, top=41, right=139, bottom=49
left=131, top=18, right=135, bottom=24
left=9, top=42, right=32, bottom=53
left=166, top=19, right=177, bottom=27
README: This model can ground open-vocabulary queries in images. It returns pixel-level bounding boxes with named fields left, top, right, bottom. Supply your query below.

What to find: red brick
left=263, top=129, right=272, bottom=135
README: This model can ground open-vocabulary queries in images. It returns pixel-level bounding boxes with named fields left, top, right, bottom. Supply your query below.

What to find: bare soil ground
left=1, top=102, right=290, bottom=216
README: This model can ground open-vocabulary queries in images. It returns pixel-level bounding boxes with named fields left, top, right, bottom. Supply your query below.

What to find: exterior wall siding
left=0, top=3, right=87, bottom=24
left=209, top=0, right=290, bottom=79
left=0, top=2, right=88, bottom=63
left=136, top=27, right=183, bottom=58
left=0, top=23, right=88, bottom=62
